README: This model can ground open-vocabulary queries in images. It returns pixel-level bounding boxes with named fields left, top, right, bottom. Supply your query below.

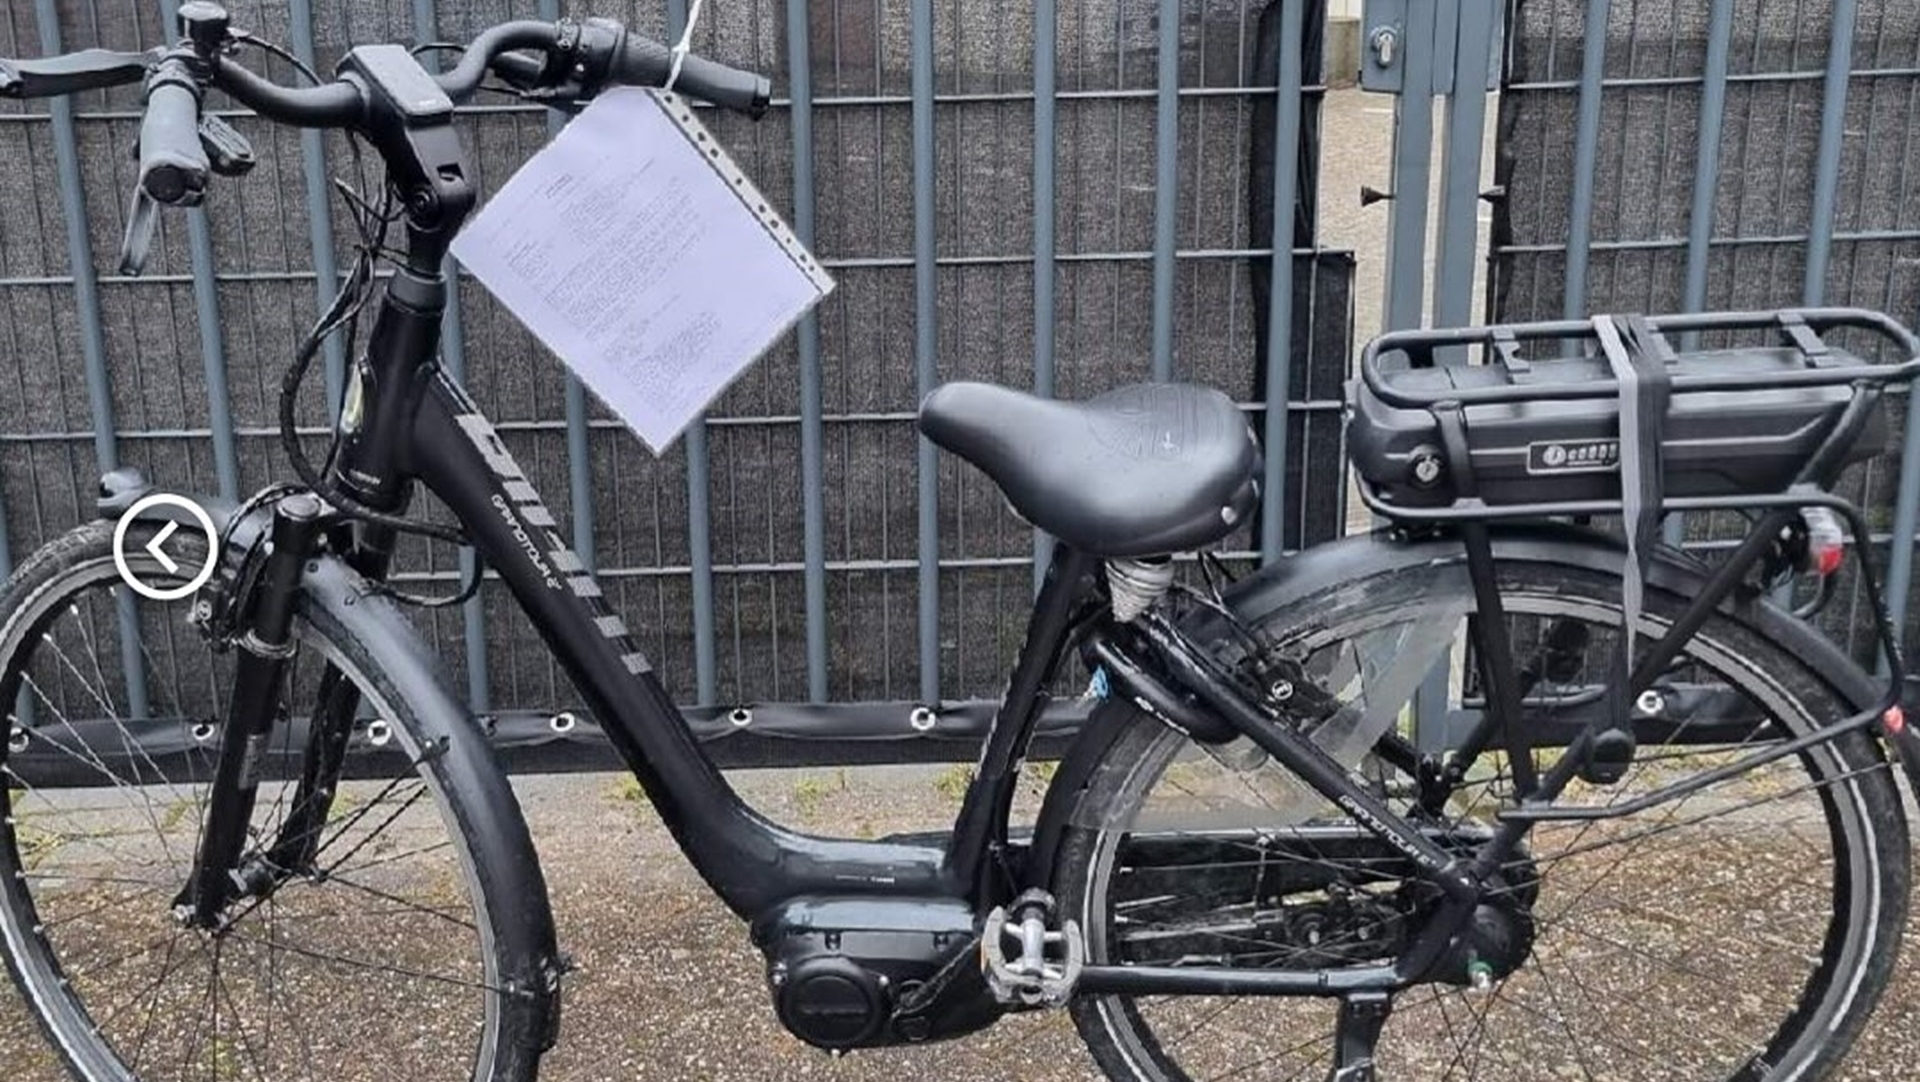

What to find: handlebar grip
left=612, top=34, right=771, bottom=118
left=138, top=67, right=210, bottom=207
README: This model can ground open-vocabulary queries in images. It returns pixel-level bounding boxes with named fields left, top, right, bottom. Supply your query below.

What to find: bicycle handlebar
left=0, top=16, right=771, bottom=123
left=1, top=14, right=772, bottom=275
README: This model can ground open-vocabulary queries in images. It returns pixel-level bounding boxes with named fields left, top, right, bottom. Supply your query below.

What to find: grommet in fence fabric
left=365, top=718, right=392, bottom=747
left=909, top=706, right=936, bottom=732
left=189, top=722, right=216, bottom=743
left=6, top=726, right=27, bottom=753
left=549, top=712, right=577, bottom=735
left=729, top=707, right=752, bottom=728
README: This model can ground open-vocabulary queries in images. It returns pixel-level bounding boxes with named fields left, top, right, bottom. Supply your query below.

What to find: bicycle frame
left=277, top=237, right=1498, bottom=996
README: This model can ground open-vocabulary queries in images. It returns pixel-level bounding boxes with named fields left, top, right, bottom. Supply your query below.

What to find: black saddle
left=917, top=381, right=1261, bottom=557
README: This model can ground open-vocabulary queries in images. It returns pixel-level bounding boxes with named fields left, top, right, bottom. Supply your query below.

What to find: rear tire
left=0, top=522, right=556, bottom=1082
left=1052, top=551, right=1908, bottom=1082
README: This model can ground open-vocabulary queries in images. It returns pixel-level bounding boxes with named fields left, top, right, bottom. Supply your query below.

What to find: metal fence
left=1482, top=0, right=1920, bottom=664
left=5, top=0, right=1920, bottom=760
left=0, top=0, right=1350, bottom=742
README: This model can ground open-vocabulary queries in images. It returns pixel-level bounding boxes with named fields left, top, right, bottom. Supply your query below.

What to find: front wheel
left=1051, top=548, right=1909, bottom=1082
left=0, top=522, right=556, bottom=1081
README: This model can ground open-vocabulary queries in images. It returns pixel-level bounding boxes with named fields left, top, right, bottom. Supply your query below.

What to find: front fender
left=102, top=473, right=565, bottom=1055
left=1026, top=522, right=1916, bottom=888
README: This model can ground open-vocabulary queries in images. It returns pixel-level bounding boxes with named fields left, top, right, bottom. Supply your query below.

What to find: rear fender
left=1025, top=521, right=1912, bottom=889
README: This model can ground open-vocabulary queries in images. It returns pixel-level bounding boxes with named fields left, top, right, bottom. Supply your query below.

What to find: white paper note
left=452, top=87, right=832, bottom=453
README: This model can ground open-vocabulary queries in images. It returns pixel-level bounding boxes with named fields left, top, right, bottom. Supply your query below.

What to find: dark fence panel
left=1490, top=0, right=1920, bottom=663
left=0, top=1, right=1345, bottom=758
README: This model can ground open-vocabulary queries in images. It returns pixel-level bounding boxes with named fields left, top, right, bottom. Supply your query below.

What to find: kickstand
left=1326, top=991, right=1393, bottom=1082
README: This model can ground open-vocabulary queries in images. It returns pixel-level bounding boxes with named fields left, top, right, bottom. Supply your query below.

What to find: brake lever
left=118, top=188, right=162, bottom=277
left=0, top=48, right=160, bottom=99
left=488, top=50, right=590, bottom=113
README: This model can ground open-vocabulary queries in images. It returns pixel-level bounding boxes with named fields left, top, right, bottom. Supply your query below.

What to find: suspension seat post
left=184, top=492, right=325, bottom=926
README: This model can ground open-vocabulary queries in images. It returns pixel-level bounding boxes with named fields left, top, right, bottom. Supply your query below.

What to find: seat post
left=943, top=543, right=1100, bottom=901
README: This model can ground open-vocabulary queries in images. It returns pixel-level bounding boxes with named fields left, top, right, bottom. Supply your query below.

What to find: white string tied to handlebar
left=664, top=0, right=706, bottom=93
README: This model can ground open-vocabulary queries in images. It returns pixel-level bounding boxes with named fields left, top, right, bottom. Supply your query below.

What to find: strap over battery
left=1591, top=315, right=1673, bottom=772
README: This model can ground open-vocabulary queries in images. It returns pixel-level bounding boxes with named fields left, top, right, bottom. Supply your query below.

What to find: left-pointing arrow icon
left=144, top=520, right=182, bottom=574
left=111, top=493, right=220, bottom=602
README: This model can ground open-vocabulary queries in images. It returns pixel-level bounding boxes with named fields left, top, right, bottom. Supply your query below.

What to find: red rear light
left=1885, top=706, right=1906, bottom=735
left=1802, top=508, right=1845, bottom=578
left=1814, top=542, right=1844, bottom=577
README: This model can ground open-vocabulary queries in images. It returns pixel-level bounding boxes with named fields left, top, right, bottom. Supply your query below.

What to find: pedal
left=979, top=889, right=1084, bottom=1007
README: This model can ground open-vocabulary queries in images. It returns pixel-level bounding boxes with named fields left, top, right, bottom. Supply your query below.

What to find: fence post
left=787, top=1, right=831, bottom=701
left=409, top=0, right=493, bottom=713
left=1031, top=0, right=1059, bottom=593
left=912, top=0, right=941, bottom=708
left=1365, top=0, right=1502, bottom=751
left=38, top=0, right=148, bottom=721
left=286, top=0, right=346, bottom=417
left=1258, top=0, right=1307, bottom=566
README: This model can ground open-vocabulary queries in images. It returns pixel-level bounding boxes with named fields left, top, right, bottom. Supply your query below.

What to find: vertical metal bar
left=38, top=0, right=147, bottom=721
left=686, top=425, right=719, bottom=705
left=1802, top=0, right=1857, bottom=305
left=1886, top=393, right=1920, bottom=667
left=526, top=0, right=598, bottom=576
left=286, top=0, right=346, bottom=417
left=787, top=0, right=830, bottom=700
left=1258, top=0, right=1304, bottom=565
left=153, top=0, right=239, bottom=502
left=1032, top=0, right=1058, bottom=590
left=660, top=0, right=719, bottom=706
left=1671, top=0, right=1734, bottom=546
left=1680, top=0, right=1733, bottom=324
left=1560, top=0, right=1611, bottom=326
left=411, top=0, right=490, bottom=712
left=1382, top=3, right=1439, bottom=332
left=913, top=0, right=941, bottom=705
left=1432, top=2, right=1495, bottom=331
left=1770, top=0, right=1856, bottom=612
left=1149, top=0, right=1180, bottom=381
left=1382, top=0, right=1444, bottom=744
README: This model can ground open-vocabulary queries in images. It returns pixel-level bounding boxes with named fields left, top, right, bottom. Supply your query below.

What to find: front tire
left=1052, top=549, right=1908, bottom=1082
left=0, top=522, right=557, bottom=1081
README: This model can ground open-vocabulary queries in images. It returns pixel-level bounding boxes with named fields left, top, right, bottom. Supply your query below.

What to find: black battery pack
left=1349, top=347, right=1885, bottom=508
left=1346, top=313, right=1895, bottom=513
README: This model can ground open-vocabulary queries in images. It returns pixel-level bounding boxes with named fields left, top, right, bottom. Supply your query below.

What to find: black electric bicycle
left=4, top=8, right=1920, bottom=1082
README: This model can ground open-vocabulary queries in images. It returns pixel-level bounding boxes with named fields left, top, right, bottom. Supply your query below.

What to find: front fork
left=178, top=493, right=325, bottom=927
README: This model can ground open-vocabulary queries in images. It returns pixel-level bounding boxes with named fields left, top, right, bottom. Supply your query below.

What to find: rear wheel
left=0, top=522, right=552, bottom=1082
left=1053, top=554, right=1908, bottom=1082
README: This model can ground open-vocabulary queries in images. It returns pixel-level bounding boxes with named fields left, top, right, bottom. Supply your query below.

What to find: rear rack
left=1352, top=306, right=1920, bottom=524
left=1345, top=306, right=1920, bottom=824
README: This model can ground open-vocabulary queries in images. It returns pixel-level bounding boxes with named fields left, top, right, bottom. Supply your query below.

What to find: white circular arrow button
left=112, top=493, right=219, bottom=601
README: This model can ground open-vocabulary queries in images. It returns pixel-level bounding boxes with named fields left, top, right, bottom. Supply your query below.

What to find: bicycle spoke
left=223, top=926, right=501, bottom=997
left=323, top=871, right=476, bottom=930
